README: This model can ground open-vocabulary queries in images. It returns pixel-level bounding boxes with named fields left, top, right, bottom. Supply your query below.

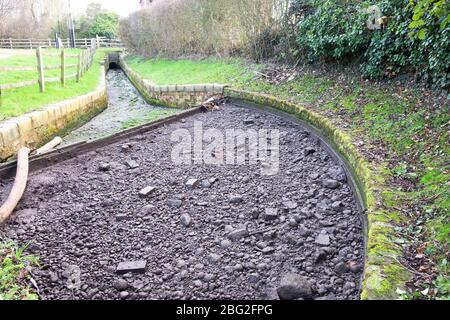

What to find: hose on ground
left=0, top=147, right=30, bottom=224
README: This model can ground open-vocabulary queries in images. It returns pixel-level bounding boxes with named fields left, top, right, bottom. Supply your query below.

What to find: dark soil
left=0, top=104, right=364, bottom=300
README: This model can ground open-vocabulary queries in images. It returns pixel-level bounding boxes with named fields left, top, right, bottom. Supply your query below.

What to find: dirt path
left=0, top=105, right=364, bottom=300
left=62, top=69, right=180, bottom=146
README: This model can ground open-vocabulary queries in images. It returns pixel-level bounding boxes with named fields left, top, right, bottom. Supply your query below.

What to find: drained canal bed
left=0, top=105, right=364, bottom=300
left=61, top=68, right=180, bottom=146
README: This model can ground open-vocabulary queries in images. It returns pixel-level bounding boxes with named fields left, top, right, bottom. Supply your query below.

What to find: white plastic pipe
left=35, top=137, right=63, bottom=155
left=0, top=147, right=30, bottom=225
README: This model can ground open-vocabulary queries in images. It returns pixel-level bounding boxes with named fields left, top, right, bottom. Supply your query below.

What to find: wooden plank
left=0, top=66, right=35, bottom=72
left=0, top=80, right=39, bottom=90
left=44, top=65, right=62, bottom=71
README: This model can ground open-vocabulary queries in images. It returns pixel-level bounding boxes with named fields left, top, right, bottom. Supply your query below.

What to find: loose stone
left=315, top=234, right=330, bottom=246
left=139, top=186, right=157, bottom=198
left=180, top=213, right=192, bottom=227
left=277, top=273, right=313, bottom=300
left=116, top=260, right=147, bottom=274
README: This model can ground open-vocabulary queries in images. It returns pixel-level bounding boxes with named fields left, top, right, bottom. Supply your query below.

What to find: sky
left=69, top=0, right=141, bottom=17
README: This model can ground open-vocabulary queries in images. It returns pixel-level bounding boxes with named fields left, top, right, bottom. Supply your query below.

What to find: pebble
left=185, top=179, right=199, bottom=189
left=139, top=186, right=157, bottom=198
left=125, top=160, right=139, bottom=169
left=263, top=208, right=278, bottom=221
left=322, top=179, right=340, bottom=189
left=113, top=279, right=129, bottom=291
left=315, top=234, right=330, bottom=246
left=207, top=253, right=221, bottom=264
left=277, top=273, right=313, bottom=300
left=229, top=195, right=243, bottom=204
left=228, top=228, right=249, bottom=241
left=98, top=162, right=111, bottom=172
left=167, top=199, right=182, bottom=208
left=180, top=213, right=192, bottom=227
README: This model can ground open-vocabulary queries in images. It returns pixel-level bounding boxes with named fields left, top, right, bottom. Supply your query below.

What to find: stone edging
left=0, top=65, right=108, bottom=161
left=224, top=87, right=411, bottom=300
left=119, top=55, right=224, bottom=108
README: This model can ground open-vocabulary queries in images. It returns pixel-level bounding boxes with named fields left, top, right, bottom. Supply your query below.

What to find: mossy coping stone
left=224, top=87, right=411, bottom=300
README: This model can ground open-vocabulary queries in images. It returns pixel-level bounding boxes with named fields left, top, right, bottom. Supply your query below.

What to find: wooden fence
left=0, top=36, right=124, bottom=49
left=0, top=39, right=98, bottom=95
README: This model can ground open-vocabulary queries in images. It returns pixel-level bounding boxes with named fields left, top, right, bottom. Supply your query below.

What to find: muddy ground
left=0, top=104, right=364, bottom=300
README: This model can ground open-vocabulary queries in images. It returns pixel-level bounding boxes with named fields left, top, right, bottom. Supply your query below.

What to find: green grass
left=122, top=108, right=181, bottom=129
left=0, top=49, right=80, bottom=84
left=125, top=56, right=261, bottom=86
left=0, top=240, right=38, bottom=300
left=0, top=48, right=113, bottom=121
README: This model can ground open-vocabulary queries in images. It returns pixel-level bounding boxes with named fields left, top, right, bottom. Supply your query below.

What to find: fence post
left=36, top=47, right=45, bottom=93
left=61, top=49, right=65, bottom=86
left=76, top=51, right=82, bottom=82
left=9, top=38, right=12, bottom=49
left=96, top=35, right=100, bottom=48
left=29, top=39, right=33, bottom=49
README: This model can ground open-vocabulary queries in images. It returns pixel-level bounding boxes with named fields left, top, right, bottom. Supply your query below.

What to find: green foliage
left=295, top=0, right=370, bottom=61
left=55, top=3, right=119, bottom=39
left=286, top=0, right=450, bottom=88
left=86, top=13, right=120, bottom=39
left=0, top=240, right=38, bottom=300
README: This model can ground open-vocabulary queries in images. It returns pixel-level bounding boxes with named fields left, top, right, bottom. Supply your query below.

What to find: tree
left=86, top=12, right=119, bottom=39
left=0, top=0, right=15, bottom=37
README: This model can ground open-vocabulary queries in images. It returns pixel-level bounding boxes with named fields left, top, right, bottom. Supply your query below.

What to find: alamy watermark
left=171, top=121, right=280, bottom=176
left=364, top=5, right=382, bottom=30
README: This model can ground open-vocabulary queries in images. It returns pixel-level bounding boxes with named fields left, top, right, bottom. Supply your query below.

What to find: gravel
left=0, top=104, right=364, bottom=300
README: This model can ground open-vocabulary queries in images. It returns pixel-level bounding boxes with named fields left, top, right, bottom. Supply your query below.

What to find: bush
left=285, top=0, right=450, bottom=89
left=119, top=0, right=276, bottom=59
left=295, top=0, right=370, bottom=61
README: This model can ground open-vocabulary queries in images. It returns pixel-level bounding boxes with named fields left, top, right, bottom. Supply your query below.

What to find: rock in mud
left=322, top=179, right=340, bottom=189
left=228, top=228, right=249, bottom=241
left=180, top=213, right=192, bottom=227
left=277, top=273, right=313, bottom=300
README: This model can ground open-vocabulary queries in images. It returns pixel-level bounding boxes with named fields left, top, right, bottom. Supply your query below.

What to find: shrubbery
left=120, top=0, right=449, bottom=88
left=286, top=0, right=449, bottom=89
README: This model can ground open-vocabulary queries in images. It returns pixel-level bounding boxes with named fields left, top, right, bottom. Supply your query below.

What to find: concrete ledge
left=224, top=87, right=411, bottom=300
left=0, top=64, right=108, bottom=161
left=119, top=56, right=225, bottom=109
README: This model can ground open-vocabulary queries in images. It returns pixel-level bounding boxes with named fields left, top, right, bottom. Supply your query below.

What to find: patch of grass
left=0, top=239, right=39, bottom=300
left=125, top=56, right=261, bottom=86
left=0, top=49, right=113, bottom=121
left=0, top=49, right=80, bottom=84
left=121, top=108, right=181, bottom=129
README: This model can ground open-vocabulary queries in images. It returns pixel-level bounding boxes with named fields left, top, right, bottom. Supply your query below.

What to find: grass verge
left=0, top=239, right=38, bottom=300
left=124, top=56, right=261, bottom=86
left=0, top=48, right=114, bottom=121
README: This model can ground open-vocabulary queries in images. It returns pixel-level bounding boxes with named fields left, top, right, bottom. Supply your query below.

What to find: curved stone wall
left=119, top=55, right=224, bottom=109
